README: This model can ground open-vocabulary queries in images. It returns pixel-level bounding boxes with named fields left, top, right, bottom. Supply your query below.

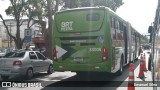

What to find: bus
left=148, top=1, right=160, bottom=89
left=52, top=7, right=142, bottom=75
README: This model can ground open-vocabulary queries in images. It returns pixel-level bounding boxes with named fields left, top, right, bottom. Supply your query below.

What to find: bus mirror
left=148, top=26, right=153, bottom=43
left=148, top=26, right=153, bottom=33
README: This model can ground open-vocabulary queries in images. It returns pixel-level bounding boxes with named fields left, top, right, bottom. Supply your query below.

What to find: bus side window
left=117, top=21, right=124, bottom=40
left=123, top=25, right=127, bottom=41
left=110, top=16, right=116, bottom=40
left=110, top=16, right=114, bottom=28
left=131, top=29, right=135, bottom=43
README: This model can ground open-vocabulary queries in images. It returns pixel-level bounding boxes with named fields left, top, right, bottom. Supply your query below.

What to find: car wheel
left=47, top=65, right=53, bottom=74
left=1, top=76, right=9, bottom=80
left=25, top=68, right=33, bottom=80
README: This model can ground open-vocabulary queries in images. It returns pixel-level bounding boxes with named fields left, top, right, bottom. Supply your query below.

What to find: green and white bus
left=52, top=7, right=142, bottom=75
left=148, top=1, right=160, bottom=90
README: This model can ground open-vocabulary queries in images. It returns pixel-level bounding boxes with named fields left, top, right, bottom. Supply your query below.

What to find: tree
left=62, top=0, right=79, bottom=8
left=0, top=0, right=59, bottom=58
left=24, top=0, right=59, bottom=58
left=61, top=0, right=123, bottom=11
left=25, top=0, right=53, bottom=34
left=0, top=0, right=28, bottom=49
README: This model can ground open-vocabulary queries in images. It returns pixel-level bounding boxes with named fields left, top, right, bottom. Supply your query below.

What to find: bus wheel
left=116, top=57, right=123, bottom=76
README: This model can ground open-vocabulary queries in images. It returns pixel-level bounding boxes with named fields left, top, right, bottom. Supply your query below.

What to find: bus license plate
left=74, top=57, right=83, bottom=62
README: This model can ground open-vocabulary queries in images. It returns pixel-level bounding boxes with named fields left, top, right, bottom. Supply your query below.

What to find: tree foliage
left=61, top=0, right=123, bottom=11
left=24, top=0, right=48, bottom=34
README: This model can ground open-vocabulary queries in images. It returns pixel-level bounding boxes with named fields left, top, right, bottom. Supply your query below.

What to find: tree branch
left=0, top=14, right=16, bottom=41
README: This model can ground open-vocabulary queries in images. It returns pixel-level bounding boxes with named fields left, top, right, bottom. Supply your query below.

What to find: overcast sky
left=0, top=0, right=158, bottom=35
left=116, top=0, right=158, bottom=35
left=0, top=0, right=11, bottom=19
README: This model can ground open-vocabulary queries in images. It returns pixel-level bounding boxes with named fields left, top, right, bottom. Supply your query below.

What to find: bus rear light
left=102, top=48, right=108, bottom=61
left=75, top=32, right=81, bottom=35
left=53, top=48, right=57, bottom=60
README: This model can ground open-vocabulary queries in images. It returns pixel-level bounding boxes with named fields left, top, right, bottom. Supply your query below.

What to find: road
left=0, top=51, right=158, bottom=90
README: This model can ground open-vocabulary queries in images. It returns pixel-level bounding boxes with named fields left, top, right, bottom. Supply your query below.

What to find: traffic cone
left=128, top=63, right=135, bottom=90
left=143, top=53, right=147, bottom=71
left=137, top=54, right=145, bottom=79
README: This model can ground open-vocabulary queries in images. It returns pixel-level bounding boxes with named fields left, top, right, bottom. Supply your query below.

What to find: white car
left=0, top=48, right=14, bottom=58
left=0, top=50, right=53, bottom=80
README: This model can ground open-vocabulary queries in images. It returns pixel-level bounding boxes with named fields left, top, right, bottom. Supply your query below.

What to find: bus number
left=89, top=48, right=101, bottom=52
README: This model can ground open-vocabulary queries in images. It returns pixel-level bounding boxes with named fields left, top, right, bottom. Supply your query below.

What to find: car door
left=29, top=52, right=41, bottom=72
left=36, top=52, right=49, bottom=71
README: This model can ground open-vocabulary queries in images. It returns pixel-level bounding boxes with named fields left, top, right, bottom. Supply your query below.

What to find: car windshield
left=4, top=51, right=25, bottom=58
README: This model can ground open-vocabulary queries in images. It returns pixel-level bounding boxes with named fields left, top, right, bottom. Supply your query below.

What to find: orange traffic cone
left=137, top=54, right=145, bottom=79
left=143, top=53, right=147, bottom=71
left=128, top=63, right=135, bottom=90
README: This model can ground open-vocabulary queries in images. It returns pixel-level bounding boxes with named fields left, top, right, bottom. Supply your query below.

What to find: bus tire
left=116, top=55, right=124, bottom=76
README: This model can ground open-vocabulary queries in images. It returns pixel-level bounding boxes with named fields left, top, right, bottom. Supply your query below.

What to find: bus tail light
left=102, top=48, right=108, bottom=61
left=53, top=48, right=57, bottom=61
left=75, top=32, right=81, bottom=35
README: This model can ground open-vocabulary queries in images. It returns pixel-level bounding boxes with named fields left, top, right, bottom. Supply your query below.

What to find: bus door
left=124, top=26, right=128, bottom=64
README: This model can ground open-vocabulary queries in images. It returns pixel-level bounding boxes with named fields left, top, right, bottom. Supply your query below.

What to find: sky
left=116, top=0, right=158, bottom=35
left=0, top=0, right=158, bottom=35
left=0, top=0, right=11, bottom=19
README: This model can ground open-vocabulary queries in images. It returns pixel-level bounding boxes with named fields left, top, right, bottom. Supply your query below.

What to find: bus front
left=52, top=7, right=111, bottom=73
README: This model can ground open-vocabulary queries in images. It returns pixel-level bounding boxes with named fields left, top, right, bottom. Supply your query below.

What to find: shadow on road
left=40, top=59, right=140, bottom=90
left=0, top=59, right=140, bottom=90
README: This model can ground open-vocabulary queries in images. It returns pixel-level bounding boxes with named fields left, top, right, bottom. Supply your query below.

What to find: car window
left=36, top=52, right=45, bottom=60
left=4, top=51, right=25, bottom=58
left=29, top=52, right=37, bottom=59
left=3, top=52, right=15, bottom=57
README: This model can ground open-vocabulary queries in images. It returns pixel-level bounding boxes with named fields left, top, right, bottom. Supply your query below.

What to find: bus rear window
left=87, top=13, right=100, bottom=21
left=54, top=9, right=105, bottom=32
